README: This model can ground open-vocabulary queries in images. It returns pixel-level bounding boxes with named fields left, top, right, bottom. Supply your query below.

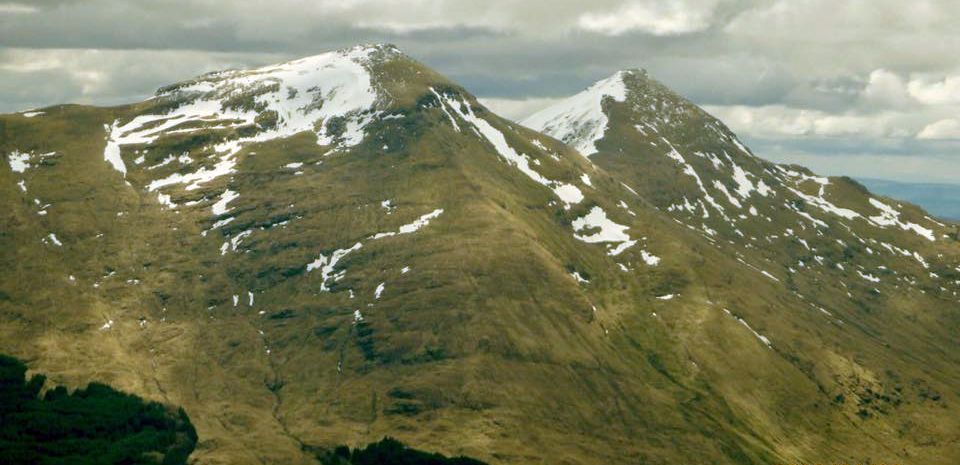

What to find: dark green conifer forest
left=0, top=354, right=197, bottom=465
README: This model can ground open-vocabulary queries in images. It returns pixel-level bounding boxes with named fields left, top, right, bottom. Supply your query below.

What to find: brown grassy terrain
left=1, top=46, right=958, bottom=465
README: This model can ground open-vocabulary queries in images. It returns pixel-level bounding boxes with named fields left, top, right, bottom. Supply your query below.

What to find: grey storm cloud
left=2, top=0, right=959, bottom=183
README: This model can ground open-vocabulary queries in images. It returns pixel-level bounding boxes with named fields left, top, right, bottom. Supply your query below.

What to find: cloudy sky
left=2, top=0, right=959, bottom=184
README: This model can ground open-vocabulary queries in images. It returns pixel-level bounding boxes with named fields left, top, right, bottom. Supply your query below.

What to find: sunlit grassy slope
left=1, top=45, right=958, bottom=465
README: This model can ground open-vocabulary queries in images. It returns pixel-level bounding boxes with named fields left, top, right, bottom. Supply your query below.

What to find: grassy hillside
left=1, top=46, right=958, bottom=465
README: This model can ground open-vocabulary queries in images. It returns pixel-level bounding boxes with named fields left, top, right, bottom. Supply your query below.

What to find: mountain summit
left=3, top=46, right=959, bottom=465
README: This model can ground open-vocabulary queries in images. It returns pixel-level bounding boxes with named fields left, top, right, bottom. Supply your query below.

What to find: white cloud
left=754, top=149, right=960, bottom=185
left=705, top=105, right=816, bottom=136
left=0, top=3, right=37, bottom=14
left=862, top=69, right=911, bottom=108
left=577, top=0, right=719, bottom=36
left=907, top=74, right=960, bottom=105
left=704, top=104, right=932, bottom=139
left=0, top=47, right=283, bottom=111
left=478, top=97, right=562, bottom=121
left=917, top=119, right=960, bottom=140
left=707, top=105, right=876, bottom=138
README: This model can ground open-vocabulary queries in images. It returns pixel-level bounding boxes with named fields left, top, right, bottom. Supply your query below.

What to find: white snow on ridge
left=730, top=137, right=753, bottom=157
left=778, top=169, right=936, bottom=243
left=722, top=308, right=772, bottom=348
left=784, top=185, right=859, bottom=220
left=521, top=71, right=628, bottom=157
left=105, top=45, right=387, bottom=193
left=371, top=208, right=443, bottom=239
left=442, top=94, right=584, bottom=208
left=866, top=198, right=935, bottom=241
left=397, top=209, right=443, bottom=234
left=662, top=139, right=729, bottom=221
left=430, top=87, right=461, bottom=132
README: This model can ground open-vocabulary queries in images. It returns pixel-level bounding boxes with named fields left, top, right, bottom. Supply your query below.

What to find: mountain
left=2, top=45, right=959, bottom=465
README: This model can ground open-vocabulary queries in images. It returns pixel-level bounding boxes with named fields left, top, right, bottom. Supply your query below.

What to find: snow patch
left=381, top=199, right=395, bottom=214
left=7, top=151, right=30, bottom=173
left=857, top=270, right=881, bottom=283
left=306, top=242, right=363, bottom=291
left=211, top=189, right=239, bottom=215
left=723, top=309, right=772, bottom=348
left=641, top=250, right=661, bottom=266
left=571, top=206, right=637, bottom=256
left=375, top=282, right=385, bottom=299
left=371, top=208, right=443, bottom=239
left=867, top=198, right=935, bottom=241
left=46, top=233, right=63, bottom=247
left=111, top=45, right=385, bottom=192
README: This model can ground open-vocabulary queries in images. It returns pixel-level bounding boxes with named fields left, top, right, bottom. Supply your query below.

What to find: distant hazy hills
left=858, top=178, right=960, bottom=221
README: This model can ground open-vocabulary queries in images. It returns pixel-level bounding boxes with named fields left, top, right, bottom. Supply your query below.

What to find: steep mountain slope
left=525, top=68, right=960, bottom=459
left=2, top=45, right=959, bottom=465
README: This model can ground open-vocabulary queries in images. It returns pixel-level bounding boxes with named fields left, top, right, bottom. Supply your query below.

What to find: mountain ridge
left=2, top=44, right=959, bottom=465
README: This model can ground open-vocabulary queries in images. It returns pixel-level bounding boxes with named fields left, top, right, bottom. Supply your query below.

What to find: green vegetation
left=1, top=45, right=958, bottom=465
left=318, top=438, right=487, bottom=465
left=0, top=354, right=196, bottom=465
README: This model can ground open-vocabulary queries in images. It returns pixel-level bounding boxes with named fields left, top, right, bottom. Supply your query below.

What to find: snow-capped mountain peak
left=520, top=70, right=636, bottom=156
left=101, top=44, right=405, bottom=197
